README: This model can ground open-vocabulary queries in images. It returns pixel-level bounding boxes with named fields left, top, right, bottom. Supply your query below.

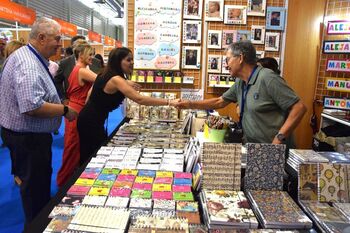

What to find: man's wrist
left=275, top=131, right=286, bottom=142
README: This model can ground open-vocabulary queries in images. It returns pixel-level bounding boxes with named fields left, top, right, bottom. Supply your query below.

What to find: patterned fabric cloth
left=0, top=44, right=61, bottom=133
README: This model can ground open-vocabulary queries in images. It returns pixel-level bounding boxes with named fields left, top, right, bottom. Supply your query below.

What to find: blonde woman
left=4, top=40, right=26, bottom=59
left=57, top=43, right=97, bottom=187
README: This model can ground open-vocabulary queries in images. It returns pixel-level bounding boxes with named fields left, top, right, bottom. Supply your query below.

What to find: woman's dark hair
left=257, top=57, right=280, bottom=75
left=94, top=54, right=104, bottom=68
left=100, top=47, right=132, bottom=79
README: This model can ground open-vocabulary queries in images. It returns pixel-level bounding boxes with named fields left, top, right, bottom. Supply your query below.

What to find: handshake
left=169, top=99, right=192, bottom=109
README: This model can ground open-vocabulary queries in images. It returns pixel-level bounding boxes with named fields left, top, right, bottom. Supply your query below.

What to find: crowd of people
left=0, top=17, right=306, bottom=231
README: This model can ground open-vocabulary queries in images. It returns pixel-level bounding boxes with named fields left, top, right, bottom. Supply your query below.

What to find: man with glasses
left=0, top=17, right=77, bottom=229
left=175, top=41, right=306, bottom=147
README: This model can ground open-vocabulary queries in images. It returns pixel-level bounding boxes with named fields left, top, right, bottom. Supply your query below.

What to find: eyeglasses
left=225, top=54, right=241, bottom=64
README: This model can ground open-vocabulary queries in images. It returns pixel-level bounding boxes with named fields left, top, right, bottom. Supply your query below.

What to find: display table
left=26, top=118, right=337, bottom=233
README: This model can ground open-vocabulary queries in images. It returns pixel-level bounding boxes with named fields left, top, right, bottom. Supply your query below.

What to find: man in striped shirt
left=0, top=17, right=77, bottom=229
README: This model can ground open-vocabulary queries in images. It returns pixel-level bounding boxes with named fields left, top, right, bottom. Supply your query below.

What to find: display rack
left=127, top=0, right=201, bottom=95
left=314, top=0, right=350, bottom=101
left=205, top=0, right=286, bottom=96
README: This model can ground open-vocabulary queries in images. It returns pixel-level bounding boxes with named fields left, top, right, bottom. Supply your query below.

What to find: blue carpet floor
left=0, top=108, right=123, bottom=233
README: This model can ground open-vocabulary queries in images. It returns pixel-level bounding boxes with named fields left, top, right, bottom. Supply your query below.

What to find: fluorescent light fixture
left=78, top=0, right=125, bottom=26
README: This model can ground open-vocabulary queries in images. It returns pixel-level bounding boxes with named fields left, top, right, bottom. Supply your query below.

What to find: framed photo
left=265, top=32, right=280, bottom=51
left=207, top=30, right=222, bottom=49
left=221, top=56, right=230, bottom=74
left=183, top=20, right=202, bottom=44
left=182, top=46, right=201, bottom=69
left=183, top=0, right=203, bottom=20
left=222, top=30, right=237, bottom=48
left=247, top=0, right=266, bottom=16
left=209, top=74, right=220, bottom=86
left=266, top=7, right=286, bottom=31
left=256, top=50, right=265, bottom=59
left=224, top=5, right=247, bottom=25
left=251, top=25, right=265, bottom=44
left=205, top=0, right=224, bottom=21
left=237, top=30, right=251, bottom=41
left=207, top=54, right=222, bottom=73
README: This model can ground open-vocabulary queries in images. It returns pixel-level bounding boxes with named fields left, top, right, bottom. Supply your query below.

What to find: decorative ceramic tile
left=245, top=143, right=285, bottom=191
left=247, top=190, right=312, bottom=229
left=298, top=164, right=319, bottom=201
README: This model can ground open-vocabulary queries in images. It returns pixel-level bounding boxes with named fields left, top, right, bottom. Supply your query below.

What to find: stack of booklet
left=301, top=201, right=350, bottom=232
left=287, top=149, right=329, bottom=172
left=247, top=190, right=312, bottom=229
left=200, top=189, right=258, bottom=230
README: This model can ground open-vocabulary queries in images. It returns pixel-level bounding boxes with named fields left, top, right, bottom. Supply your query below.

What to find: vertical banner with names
left=134, top=0, right=182, bottom=70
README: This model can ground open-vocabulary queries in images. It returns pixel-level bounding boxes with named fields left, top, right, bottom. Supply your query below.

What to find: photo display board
left=134, top=0, right=183, bottom=70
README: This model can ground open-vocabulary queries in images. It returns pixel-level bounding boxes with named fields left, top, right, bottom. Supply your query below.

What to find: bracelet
left=63, top=105, right=69, bottom=116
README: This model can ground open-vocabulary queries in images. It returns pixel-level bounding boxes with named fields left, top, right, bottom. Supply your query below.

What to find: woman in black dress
left=77, top=47, right=176, bottom=164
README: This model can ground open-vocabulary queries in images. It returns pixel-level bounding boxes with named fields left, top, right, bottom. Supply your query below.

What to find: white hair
left=29, top=17, right=61, bottom=39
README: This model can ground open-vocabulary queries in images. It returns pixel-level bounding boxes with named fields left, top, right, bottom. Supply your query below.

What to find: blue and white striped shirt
left=0, top=44, right=61, bottom=133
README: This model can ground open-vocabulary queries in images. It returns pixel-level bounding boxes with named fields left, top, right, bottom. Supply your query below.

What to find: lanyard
left=239, top=66, right=258, bottom=126
left=27, top=44, right=54, bottom=82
